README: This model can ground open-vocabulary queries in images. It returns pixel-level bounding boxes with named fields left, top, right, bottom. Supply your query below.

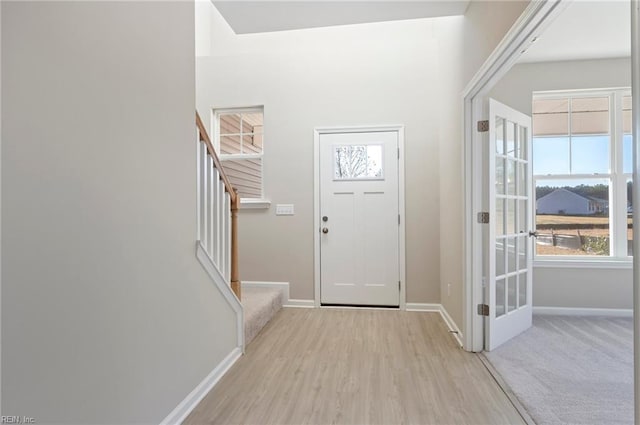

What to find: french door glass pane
left=507, top=160, right=516, bottom=195
left=519, top=126, right=528, bottom=160
left=518, top=200, right=527, bottom=234
left=496, top=117, right=505, bottom=155
left=496, top=158, right=505, bottom=195
left=496, top=199, right=505, bottom=236
left=496, top=239, right=505, bottom=277
left=496, top=279, right=506, bottom=317
left=507, top=121, right=516, bottom=157
left=508, top=275, right=517, bottom=312
left=518, top=272, right=527, bottom=307
left=507, top=199, right=516, bottom=235
left=518, top=235, right=527, bottom=269
left=507, top=237, right=517, bottom=274
left=517, top=162, right=527, bottom=198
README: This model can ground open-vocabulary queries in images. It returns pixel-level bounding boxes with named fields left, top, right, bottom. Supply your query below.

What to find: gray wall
left=2, top=2, right=237, bottom=423
left=196, top=1, right=531, bottom=330
left=490, top=57, right=633, bottom=309
left=462, top=1, right=531, bottom=85
left=534, top=267, right=632, bottom=309
left=196, top=4, right=468, bottom=305
left=439, top=0, right=530, bottom=328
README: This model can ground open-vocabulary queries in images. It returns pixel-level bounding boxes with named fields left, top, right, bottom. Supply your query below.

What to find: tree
left=335, top=146, right=367, bottom=178
left=536, top=185, right=555, bottom=199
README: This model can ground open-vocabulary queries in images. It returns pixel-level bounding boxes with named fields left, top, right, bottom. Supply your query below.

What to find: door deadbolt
left=322, top=216, right=328, bottom=222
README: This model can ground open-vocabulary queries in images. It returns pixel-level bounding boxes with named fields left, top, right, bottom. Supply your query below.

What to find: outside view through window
left=217, top=109, right=264, bottom=199
left=533, top=92, right=632, bottom=257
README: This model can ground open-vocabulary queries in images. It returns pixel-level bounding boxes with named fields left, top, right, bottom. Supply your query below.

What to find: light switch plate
left=275, top=204, right=295, bottom=215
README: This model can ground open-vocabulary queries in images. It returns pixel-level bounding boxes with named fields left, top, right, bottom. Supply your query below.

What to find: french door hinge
left=398, top=214, right=401, bottom=225
left=398, top=147, right=400, bottom=159
left=399, top=281, right=401, bottom=291
left=477, top=212, right=489, bottom=224
left=477, top=120, right=489, bottom=132
left=477, top=304, right=489, bottom=316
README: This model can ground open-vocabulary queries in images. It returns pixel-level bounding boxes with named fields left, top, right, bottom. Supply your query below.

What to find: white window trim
left=212, top=106, right=270, bottom=208
left=533, top=258, right=632, bottom=269
left=240, top=199, right=271, bottom=209
left=532, top=88, right=632, bottom=264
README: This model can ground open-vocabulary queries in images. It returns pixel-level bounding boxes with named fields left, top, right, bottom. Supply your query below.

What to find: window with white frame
left=532, top=89, right=632, bottom=259
left=214, top=107, right=265, bottom=202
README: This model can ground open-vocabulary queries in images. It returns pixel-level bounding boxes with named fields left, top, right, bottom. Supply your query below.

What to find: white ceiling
left=519, top=0, right=630, bottom=63
left=212, top=1, right=470, bottom=34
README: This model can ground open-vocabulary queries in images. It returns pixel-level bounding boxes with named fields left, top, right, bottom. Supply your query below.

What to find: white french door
left=486, top=99, right=534, bottom=351
left=319, top=130, right=400, bottom=307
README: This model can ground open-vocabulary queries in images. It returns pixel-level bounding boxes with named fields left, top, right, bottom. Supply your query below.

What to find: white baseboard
left=284, top=299, right=315, bottom=308
left=533, top=306, right=633, bottom=317
left=439, top=305, right=464, bottom=348
left=243, top=281, right=289, bottom=306
left=321, top=305, right=401, bottom=311
left=406, top=303, right=441, bottom=312
left=160, top=347, right=242, bottom=425
left=196, top=242, right=244, bottom=350
left=405, top=303, right=464, bottom=348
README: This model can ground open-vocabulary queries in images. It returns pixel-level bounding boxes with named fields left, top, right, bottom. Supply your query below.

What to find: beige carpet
left=485, top=315, right=633, bottom=425
left=243, top=286, right=283, bottom=346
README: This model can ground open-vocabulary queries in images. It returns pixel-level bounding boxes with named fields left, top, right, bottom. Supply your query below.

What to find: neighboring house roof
left=537, top=188, right=608, bottom=215
left=537, top=188, right=607, bottom=205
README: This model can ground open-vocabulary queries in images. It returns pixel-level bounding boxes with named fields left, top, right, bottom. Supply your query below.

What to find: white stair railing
left=196, top=112, right=240, bottom=299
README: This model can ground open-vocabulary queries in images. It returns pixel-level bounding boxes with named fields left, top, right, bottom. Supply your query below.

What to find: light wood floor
left=184, top=308, right=524, bottom=425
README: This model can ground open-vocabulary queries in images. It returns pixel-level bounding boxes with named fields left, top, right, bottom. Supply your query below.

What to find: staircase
left=195, top=112, right=283, bottom=349
left=242, top=286, right=283, bottom=346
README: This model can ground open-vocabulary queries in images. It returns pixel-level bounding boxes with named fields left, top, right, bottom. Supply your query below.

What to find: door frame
left=461, top=0, right=570, bottom=352
left=313, top=125, right=406, bottom=310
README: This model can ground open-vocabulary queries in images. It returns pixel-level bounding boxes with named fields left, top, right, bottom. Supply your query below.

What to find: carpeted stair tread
left=243, top=286, right=283, bottom=346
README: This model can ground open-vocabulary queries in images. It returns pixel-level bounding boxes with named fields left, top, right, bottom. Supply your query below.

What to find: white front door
left=486, top=99, right=534, bottom=351
left=319, top=131, right=400, bottom=307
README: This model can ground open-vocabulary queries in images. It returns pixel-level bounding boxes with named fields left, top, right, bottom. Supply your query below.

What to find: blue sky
left=533, top=135, right=633, bottom=177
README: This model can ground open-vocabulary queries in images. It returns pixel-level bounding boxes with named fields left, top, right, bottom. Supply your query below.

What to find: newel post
left=230, top=189, right=241, bottom=300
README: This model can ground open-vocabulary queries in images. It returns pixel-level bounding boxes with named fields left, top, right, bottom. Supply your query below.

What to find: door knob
left=528, top=231, right=538, bottom=238
left=322, top=227, right=329, bottom=234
